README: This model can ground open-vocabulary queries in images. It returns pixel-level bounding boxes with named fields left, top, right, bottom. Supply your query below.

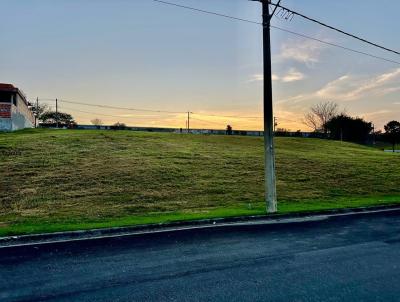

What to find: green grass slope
left=0, top=129, right=399, bottom=236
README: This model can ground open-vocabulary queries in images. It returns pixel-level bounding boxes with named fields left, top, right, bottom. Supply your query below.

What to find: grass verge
left=1, top=129, right=399, bottom=236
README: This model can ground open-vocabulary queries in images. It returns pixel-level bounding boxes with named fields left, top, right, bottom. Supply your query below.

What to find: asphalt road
left=2, top=211, right=400, bottom=302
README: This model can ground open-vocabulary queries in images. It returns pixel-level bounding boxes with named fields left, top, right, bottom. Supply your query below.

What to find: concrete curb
left=1, top=204, right=400, bottom=250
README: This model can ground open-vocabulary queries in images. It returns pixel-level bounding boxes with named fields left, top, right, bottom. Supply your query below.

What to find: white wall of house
left=0, top=92, right=34, bottom=131
left=0, top=102, right=12, bottom=131
left=0, top=117, right=12, bottom=131
left=11, top=94, right=34, bottom=130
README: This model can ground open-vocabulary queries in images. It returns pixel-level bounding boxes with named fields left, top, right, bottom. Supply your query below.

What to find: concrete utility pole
left=187, top=111, right=191, bottom=133
left=251, top=0, right=278, bottom=213
left=372, top=123, right=376, bottom=145
left=56, top=98, right=59, bottom=128
left=35, top=97, right=39, bottom=128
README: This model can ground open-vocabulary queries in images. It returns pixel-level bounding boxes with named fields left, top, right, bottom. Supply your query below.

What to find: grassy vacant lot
left=1, top=129, right=399, bottom=236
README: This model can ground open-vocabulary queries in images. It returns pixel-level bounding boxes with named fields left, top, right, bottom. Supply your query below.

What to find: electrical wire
left=39, top=98, right=186, bottom=114
left=151, top=0, right=261, bottom=25
left=192, top=112, right=262, bottom=119
left=271, top=26, right=400, bottom=66
left=274, top=2, right=400, bottom=56
left=40, top=98, right=264, bottom=120
left=60, top=106, right=178, bottom=120
left=155, top=0, right=400, bottom=56
left=151, top=0, right=400, bottom=65
left=44, top=99, right=299, bottom=129
left=276, top=117, right=299, bottom=123
left=190, top=117, right=230, bottom=126
left=41, top=98, right=306, bottom=125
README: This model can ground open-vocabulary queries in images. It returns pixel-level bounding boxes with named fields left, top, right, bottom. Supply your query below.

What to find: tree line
left=31, top=104, right=126, bottom=129
left=30, top=104, right=76, bottom=128
left=31, top=102, right=400, bottom=151
left=304, top=101, right=400, bottom=151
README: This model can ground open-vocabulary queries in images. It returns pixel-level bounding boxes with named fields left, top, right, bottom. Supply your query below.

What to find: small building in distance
left=0, top=83, right=35, bottom=131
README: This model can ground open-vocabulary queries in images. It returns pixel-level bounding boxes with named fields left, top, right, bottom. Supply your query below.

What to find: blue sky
left=1, top=0, right=399, bottom=130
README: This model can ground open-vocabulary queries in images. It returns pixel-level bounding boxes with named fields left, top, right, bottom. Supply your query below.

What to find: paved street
left=2, top=211, right=400, bottom=301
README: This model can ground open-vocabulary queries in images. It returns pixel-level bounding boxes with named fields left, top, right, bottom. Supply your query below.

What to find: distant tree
left=384, top=120, right=400, bottom=152
left=30, top=103, right=48, bottom=120
left=294, top=130, right=303, bottom=137
left=226, top=125, right=233, bottom=135
left=276, top=128, right=289, bottom=132
left=111, top=122, right=127, bottom=130
left=275, top=128, right=290, bottom=137
left=91, top=118, right=103, bottom=129
left=325, top=114, right=373, bottom=143
left=303, top=101, right=340, bottom=134
left=39, top=111, right=75, bottom=128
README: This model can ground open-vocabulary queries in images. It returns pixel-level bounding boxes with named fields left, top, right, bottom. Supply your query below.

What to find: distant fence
left=40, top=124, right=390, bottom=146
left=76, top=124, right=315, bottom=137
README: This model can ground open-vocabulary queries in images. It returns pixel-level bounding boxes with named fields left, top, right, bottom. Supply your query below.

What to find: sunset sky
left=1, top=0, right=399, bottom=130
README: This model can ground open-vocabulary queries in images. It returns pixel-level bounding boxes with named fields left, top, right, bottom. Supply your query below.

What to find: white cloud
left=316, top=68, right=400, bottom=101
left=315, top=75, right=355, bottom=101
left=359, top=109, right=400, bottom=130
left=249, top=68, right=305, bottom=83
left=280, top=39, right=326, bottom=65
left=352, top=68, right=400, bottom=98
left=281, top=68, right=305, bottom=82
left=361, top=110, right=391, bottom=118
left=271, top=74, right=280, bottom=81
left=276, top=68, right=400, bottom=107
left=272, top=68, right=400, bottom=131
left=276, top=93, right=310, bottom=105
left=248, top=73, right=278, bottom=82
left=247, top=74, right=264, bottom=82
left=381, top=87, right=400, bottom=95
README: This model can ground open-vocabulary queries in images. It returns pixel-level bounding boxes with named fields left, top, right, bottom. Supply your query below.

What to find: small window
left=12, top=94, right=17, bottom=106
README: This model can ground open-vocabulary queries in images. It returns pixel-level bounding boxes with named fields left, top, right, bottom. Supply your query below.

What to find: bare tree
left=31, top=103, right=48, bottom=120
left=303, top=101, right=339, bottom=133
left=91, top=118, right=103, bottom=127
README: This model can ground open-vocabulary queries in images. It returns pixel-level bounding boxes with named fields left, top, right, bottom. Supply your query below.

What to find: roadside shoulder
left=1, top=204, right=400, bottom=250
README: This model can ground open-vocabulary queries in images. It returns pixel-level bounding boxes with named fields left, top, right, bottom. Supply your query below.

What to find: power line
left=151, top=0, right=260, bottom=25
left=276, top=116, right=299, bottom=124
left=38, top=98, right=56, bottom=102
left=42, top=98, right=314, bottom=125
left=190, top=117, right=230, bottom=126
left=193, top=112, right=262, bottom=119
left=60, top=99, right=185, bottom=114
left=61, top=106, right=182, bottom=128
left=274, top=2, right=400, bottom=56
left=151, top=0, right=400, bottom=66
left=191, top=117, right=258, bottom=130
left=59, top=106, right=158, bottom=119
left=39, top=98, right=186, bottom=114
left=40, top=98, right=264, bottom=120
left=45, top=98, right=299, bottom=128
left=271, top=26, right=400, bottom=66
left=66, top=104, right=290, bottom=124
left=63, top=107, right=120, bottom=118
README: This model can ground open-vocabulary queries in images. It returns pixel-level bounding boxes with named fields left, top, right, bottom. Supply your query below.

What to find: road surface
left=2, top=211, right=400, bottom=301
